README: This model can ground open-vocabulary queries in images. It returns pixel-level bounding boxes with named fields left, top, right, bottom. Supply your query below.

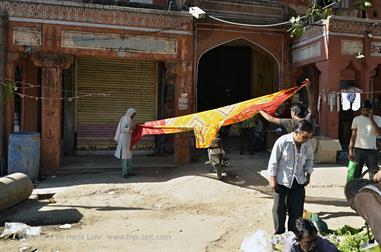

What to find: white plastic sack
left=0, top=222, right=41, bottom=239
left=241, top=229, right=272, bottom=252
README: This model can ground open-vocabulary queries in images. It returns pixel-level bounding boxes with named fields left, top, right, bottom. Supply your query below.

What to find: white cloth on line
left=317, top=94, right=321, bottom=112
left=341, top=93, right=351, bottom=111
left=328, top=93, right=336, bottom=112
left=352, top=93, right=361, bottom=111
left=337, top=93, right=341, bottom=112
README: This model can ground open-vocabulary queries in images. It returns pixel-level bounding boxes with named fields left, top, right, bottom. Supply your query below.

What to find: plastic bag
left=241, top=229, right=272, bottom=252
left=303, top=210, right=329, bottom=234
left=0, top=222, right=41, bottom=239
left=347, top=160, right=357, bottom=182
left=270, top=231, right=296, bottom=252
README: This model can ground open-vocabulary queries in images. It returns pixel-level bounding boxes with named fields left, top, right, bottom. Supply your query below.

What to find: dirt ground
left=0, top=153, right=364, bottom=252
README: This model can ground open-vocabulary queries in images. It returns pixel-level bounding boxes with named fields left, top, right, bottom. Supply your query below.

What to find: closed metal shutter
left=76, top=57, right=158, bottom=151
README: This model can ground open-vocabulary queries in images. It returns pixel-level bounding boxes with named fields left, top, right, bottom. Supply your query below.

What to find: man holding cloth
left=268, top=120, right=314, bottom=234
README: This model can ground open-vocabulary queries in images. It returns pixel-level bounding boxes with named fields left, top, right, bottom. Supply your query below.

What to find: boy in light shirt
left=349, top=100, right=381, bottom=179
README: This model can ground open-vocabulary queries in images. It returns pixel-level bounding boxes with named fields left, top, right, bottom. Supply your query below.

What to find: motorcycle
left=205, top=136, right=230, bottom=180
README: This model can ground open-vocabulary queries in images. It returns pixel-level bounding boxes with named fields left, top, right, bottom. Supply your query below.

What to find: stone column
left=316, top=61, right=341, bottom=139
left=32, top=52, right=73, bottom=176
left=174, top=60, right=194, bottom=166
left=0, top=11, right=6, bottom=170
left=3, top=52, right=21, bottom=164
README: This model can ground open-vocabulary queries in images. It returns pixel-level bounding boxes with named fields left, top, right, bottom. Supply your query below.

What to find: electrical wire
left=208, top=15, right=291, bottom=28
left=206, top=1, right=339, bottom=28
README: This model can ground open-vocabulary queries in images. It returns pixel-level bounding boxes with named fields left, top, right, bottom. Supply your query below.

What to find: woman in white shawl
left=114, top=108, right=136, bottom=178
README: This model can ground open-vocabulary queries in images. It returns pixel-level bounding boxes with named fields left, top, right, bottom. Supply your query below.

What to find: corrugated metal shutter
left=76, top=57, right=158, bottom=151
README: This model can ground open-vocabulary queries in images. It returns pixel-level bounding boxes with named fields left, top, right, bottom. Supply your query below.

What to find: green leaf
left=2, top=80, right=16, bottom=104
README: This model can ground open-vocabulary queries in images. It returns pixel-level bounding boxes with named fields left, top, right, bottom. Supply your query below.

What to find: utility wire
left=208, top=15, right=291, bottom=28
left=207, top=1, right=339, bottom=28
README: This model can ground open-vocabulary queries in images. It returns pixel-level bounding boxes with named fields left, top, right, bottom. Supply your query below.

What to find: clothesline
left=325, top=90, right=381, bottom=94
left=0, top=80, right=111, bottom=101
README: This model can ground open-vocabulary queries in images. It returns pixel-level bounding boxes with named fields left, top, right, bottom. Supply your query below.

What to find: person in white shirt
left=268, top=120, right=314, bottom=234
left=349, top=100, right=381, bottom=179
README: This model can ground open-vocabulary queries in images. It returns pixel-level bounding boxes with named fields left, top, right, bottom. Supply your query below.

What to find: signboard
left=178, top=97, right=188, bottom=110
left=371, top=42, right=381, bottom=56
left=341, top=40, right=363, bottom=55
left=292, top=42, right=321, bottom=63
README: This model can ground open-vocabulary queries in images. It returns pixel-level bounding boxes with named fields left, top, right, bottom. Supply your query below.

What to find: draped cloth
left=131, top=85, right=305, bottom=149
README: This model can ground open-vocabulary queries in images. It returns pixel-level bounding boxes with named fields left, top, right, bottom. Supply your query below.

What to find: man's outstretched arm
left=258, top=110, right=281, bottom=125
left=302, top=78, right=313, bottom=114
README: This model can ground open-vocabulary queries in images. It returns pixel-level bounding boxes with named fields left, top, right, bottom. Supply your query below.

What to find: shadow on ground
left=0, top=199, right=83, bottom=226
left=0, top=151, right=349, bottom=226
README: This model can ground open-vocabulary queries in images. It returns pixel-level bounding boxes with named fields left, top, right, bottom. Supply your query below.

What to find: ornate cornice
left=0, top=0, right=191, bottom=31
left=329, top=16, right=381, bottom=36
left=293, top=16, right=381, bottom=48
left=293, top=22, right=326, bottom=47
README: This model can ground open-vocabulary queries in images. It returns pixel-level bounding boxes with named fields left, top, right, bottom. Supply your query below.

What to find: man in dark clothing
left=259, top=102, right=312, bottom=134
left=288, top=218, right=339, bottom=252
left=345, top=178, right=381, bottom=245
left=239, top=116, right=255, bottom=155
left=259, top=79, right=315, bottom=134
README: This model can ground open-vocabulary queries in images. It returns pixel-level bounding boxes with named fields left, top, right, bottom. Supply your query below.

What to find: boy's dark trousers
left=353, top=147, right=379, bottom=179
left=272, top=181, right=305, bottom=234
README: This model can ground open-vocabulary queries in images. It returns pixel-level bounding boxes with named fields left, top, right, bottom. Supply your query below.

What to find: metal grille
left=76, top=57, right=158, bottom=150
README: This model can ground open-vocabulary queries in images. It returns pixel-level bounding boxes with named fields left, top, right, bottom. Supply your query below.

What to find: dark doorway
left=197, top=46, right=251, bottom=112
left=339, top=80, right=357, bottom=147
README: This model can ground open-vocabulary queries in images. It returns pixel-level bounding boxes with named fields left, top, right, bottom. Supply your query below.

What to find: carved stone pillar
left=0, top=11, right=6, bottom=169
left=3, top=52, right=21, bottom=161
left=173, top=60, right=194, bottom=166
left=32, top=53, right=73, bottom=176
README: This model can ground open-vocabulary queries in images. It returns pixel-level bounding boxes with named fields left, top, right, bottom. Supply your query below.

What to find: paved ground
left=0, top=152, right=364, bottom=252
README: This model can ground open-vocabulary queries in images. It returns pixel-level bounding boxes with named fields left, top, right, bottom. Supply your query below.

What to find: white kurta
left=114, top=110, right=135, bottom=159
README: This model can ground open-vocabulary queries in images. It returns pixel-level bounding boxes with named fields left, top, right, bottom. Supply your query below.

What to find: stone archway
left=196, top=38, right=279, bottom=112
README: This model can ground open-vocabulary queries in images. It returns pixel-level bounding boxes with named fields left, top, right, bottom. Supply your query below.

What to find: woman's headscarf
left=125, top=108, right=136, bottom=118
left=114, top=108, right=136, bottom=142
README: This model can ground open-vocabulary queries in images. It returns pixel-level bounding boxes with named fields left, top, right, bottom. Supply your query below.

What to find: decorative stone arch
left=196, top=36, right=281, bottom=87
left=195, top=37, right=282, bottom=110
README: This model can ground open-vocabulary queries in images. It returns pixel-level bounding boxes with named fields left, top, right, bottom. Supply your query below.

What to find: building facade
left=0, top=0, right=193, bottom=175
left=2, top=0, right=381, bottom=175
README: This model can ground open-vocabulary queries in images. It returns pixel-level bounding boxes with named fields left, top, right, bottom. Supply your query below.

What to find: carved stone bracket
left=31, top=52, right=74, bottom=69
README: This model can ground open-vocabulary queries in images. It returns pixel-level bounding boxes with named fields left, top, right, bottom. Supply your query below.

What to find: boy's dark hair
left=361, top=100, right=372, bottom=109
left=294, top=218, right=317, bottom=241
left=344, top=179, right=372, bottom=205
left=294, top=120, right=314, bottom=133
left=290, top=103, right=307, bottom=118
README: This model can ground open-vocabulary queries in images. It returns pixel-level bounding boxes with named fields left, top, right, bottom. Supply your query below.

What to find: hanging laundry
left=328, top=92, right=336, bottom=112
left=322, top=88, right=327, bottom=103
left=317, top=94, right=321, bottom=112
left=352, top=93, right=361, bottom=111
left=337, top=93, right=341, bottom=112
left=341, top=93, right=351, bottom=110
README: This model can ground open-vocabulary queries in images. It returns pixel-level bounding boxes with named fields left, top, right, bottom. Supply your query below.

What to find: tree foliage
left=289, top=0, right=373, bottom=39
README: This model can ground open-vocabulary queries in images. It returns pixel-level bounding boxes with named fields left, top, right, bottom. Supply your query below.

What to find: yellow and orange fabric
left=131, top=84, right=306, bottom=149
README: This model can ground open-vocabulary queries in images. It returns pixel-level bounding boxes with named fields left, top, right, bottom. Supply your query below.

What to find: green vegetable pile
left=326, top=225, right=375, bottom=252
